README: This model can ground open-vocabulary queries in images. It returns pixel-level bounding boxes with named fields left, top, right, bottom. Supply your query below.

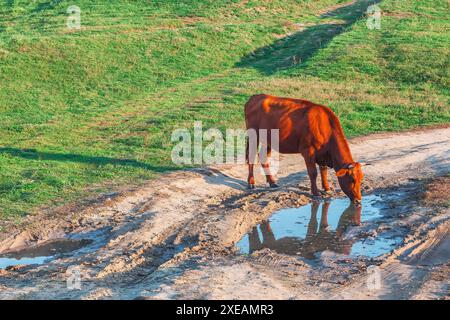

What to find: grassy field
left=0, top=0, right=448, bottom=222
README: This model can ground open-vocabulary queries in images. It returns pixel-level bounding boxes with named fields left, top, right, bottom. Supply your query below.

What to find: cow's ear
left=336, top=168, right=348, bottom=177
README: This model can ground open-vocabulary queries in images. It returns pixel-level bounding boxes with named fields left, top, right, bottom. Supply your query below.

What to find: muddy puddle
left=0, top=237, right=96, bottom=270
left=236, top=195, right=403, bottom=259
left=0, top=238, right=94, bottom=269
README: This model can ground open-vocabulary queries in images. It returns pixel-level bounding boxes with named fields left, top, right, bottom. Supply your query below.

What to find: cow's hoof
left=269, top=183, right=279, bottom=188
left=248, top=183, right=255, bottom=189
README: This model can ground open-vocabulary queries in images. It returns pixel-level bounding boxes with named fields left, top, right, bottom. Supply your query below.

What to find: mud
left=0, top=126, right=449, bottom=299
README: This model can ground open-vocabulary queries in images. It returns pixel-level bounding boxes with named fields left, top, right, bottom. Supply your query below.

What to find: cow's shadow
left=247, top=201, right=362, bottom=259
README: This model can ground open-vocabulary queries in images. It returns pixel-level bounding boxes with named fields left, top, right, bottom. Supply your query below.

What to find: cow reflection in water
left=248, top=201, right=362, bottom=259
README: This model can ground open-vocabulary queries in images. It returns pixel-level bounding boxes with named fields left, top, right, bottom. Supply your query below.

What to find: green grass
left=0, top=0, right=449, bottom=221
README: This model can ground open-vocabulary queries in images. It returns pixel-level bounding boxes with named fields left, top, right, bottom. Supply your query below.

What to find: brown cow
left=245, top=94, right=363, bottom=203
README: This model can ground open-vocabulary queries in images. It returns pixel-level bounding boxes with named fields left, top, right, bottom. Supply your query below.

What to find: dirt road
left=0, top=126, right=449, bottom=299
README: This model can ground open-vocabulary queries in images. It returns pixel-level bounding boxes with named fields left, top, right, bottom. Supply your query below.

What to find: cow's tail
left=245, top=135, right=249, bottom=164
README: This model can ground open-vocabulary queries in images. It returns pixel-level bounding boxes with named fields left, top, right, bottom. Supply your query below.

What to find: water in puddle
left=0, top=238, right=92, bottom=269
left=236, top=195, right=401, bottom=259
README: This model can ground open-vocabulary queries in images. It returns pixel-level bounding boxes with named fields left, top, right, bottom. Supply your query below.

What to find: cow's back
left=244, top=94, right=336, bottom=154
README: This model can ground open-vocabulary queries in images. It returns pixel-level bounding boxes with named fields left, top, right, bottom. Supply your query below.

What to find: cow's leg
left=246, top=135, right=257, bottom=189
left=307, top=163, right=319, bottom=196
left=248, top=227, right=262, bottom=253
left=306, top=201, right=319, bottom=238
left=260, top=221, right=276, bottom=247
left=319, top=201, right=330, bottom=231
left=247, top=164, right=255, bottom=189
left=260, top=145, right=278, bottom=188
left=303, top=201, right=320, bottom=258
left=319, top=165, right=331, bottom=192
left=302, top=150, right=319, bottom=196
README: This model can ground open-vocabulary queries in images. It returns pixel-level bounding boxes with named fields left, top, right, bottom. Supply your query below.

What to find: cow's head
left=336, top=162, right=364, bottom=203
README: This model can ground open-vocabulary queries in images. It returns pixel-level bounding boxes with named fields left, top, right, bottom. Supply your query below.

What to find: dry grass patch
left=237, top=77, right=448, bottom=108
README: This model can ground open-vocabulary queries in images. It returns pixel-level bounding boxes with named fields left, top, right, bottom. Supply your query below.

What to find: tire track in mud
left=0, top=126, right=449, bottom=299
left=326, top=215, right=450, bottom=300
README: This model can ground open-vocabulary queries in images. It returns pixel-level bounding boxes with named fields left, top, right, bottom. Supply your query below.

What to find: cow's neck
left=330, top=131, right=354, bottom=171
